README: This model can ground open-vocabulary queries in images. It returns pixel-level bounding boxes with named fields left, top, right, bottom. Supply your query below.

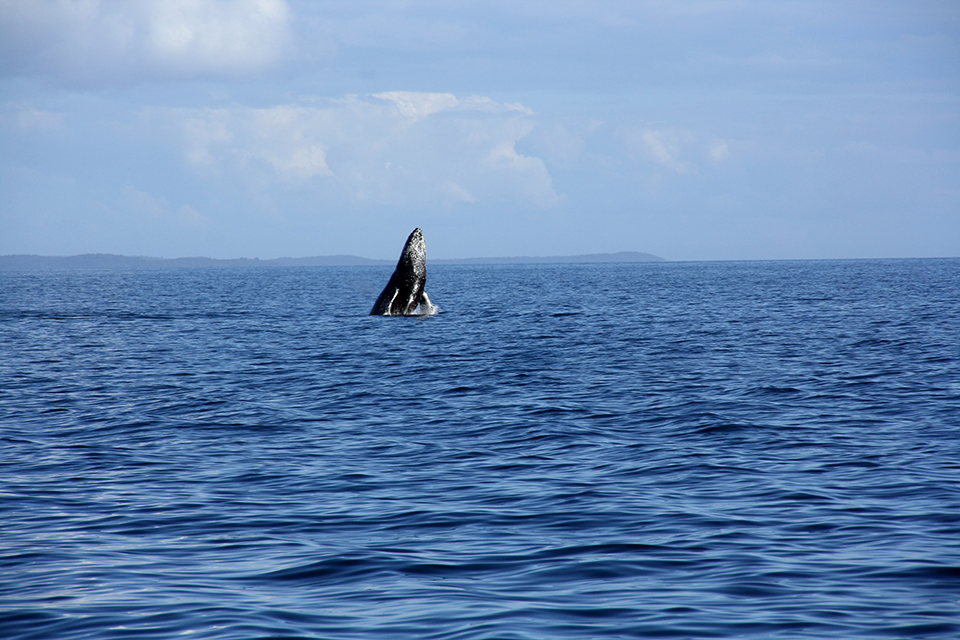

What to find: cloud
left=148, top=92, right=559, bottom=208
left=374, top=92, right=460, bottom=120
left=641, top=129, right=696, bottom=174
left=0, top=0, right=292, bottom=84
left=709, top=140, right=729, bottom=161
left=122, top=185, right=208, bottom=229
left=624, top=126, right=734, bottom=174
left=0, top=103, right=65, bottom=133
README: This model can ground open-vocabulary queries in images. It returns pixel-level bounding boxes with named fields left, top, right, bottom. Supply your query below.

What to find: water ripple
left=1, top=260, right=958, bottom=639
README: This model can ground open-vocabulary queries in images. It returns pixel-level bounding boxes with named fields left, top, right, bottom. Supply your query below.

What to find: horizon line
left=2, top=252, right=957, bottom=268
left=0, top=251, right=667, bottom=268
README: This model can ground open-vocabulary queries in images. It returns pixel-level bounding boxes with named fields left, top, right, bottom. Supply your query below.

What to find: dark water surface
left=2, top=259, right=959, bottom=639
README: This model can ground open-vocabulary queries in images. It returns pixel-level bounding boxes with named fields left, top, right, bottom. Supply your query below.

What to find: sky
left=1, top=0, right=958, bottom=261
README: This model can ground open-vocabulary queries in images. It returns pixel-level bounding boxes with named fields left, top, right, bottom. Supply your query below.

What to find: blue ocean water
left=1, top=259, right=958, bottom=639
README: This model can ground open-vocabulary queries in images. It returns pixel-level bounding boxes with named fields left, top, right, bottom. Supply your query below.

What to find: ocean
left=1, top=259, right=958, bottom=639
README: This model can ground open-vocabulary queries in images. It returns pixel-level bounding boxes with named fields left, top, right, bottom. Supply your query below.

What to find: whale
left=370, top=228, right=434, bottom=316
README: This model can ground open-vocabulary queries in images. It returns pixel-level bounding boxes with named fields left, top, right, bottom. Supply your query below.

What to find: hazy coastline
left=0, top=251, right=665, bottom=270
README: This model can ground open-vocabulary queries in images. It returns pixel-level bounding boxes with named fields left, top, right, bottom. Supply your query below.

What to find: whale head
left=399, top=228, right=426, bottom=276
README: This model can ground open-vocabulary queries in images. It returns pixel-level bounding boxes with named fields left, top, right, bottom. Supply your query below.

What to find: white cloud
left=0, top=0, right=292, bottom=84
left=535, top=124, right=586, bottom=168
left=0, top=104, right=65, bottom=133
left=709, top=140, right=730, bottom=161
left=374, top=92, right=459, bottom=120
left=484, top=139, right=561, bottom=208
left=640, top=129, right=697, bottom=174
left=121, top=185, right=209, bottom=230
left=245, top=106, right=333, bottom=180
left=150, top=92, right=559, bottom=208
left=624, top=126, right=734, bottom=174
left=373, top=92, right=535, bottom=120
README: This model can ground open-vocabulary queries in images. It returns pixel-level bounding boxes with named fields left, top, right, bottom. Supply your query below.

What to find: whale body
left=370, top=228, right=433, bottom=316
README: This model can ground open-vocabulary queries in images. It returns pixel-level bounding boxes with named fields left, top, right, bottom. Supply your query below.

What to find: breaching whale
left=370, top=228, right=434, bottom=316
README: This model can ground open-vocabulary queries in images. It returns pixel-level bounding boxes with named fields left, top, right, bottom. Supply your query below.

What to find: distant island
left=0, top=251, right=664, bottom=270
left=431, top=251, right=664, bottom=265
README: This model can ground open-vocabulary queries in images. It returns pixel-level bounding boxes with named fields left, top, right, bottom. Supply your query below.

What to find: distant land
left=0, top=251, right=665, bottom=270
left=431, top=251, right=664, bottom=265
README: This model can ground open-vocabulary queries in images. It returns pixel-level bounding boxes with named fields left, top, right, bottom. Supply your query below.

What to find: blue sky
left=1, top=0, right=957, bottom=261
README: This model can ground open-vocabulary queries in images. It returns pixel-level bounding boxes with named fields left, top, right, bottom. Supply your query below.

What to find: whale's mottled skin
left=370, top=228, right=433, bottom=316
